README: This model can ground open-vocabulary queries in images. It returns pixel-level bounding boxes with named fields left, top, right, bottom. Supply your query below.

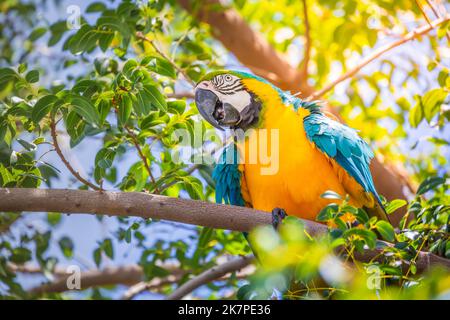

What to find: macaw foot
left=271, top=207, right=287, bottom=230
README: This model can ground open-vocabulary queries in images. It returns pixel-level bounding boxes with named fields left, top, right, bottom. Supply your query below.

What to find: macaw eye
left=224, top=75, right=232, bottom=82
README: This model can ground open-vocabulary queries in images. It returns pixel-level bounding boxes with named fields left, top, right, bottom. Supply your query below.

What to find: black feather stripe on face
left=211, top=75, right=244, bottom=95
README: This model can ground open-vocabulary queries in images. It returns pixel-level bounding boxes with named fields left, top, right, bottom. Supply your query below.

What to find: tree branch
left=424, top=0, right=450, bottom=42
left=166, top=256, right=254, bottom=300
left=121, top=275, right=184, bottom=300
left=10, top=257, right=253, bottom=298
left=49, top=116, right=102, bottom=191
left=177, top=0, right=313, bottom=96
left=167, top=91, right=194, bottom=99
left=307, top=15, right=450, bottom=100
left=299, top=0, right=311, bottom=79
left=122, top=258, right=255, bottom=300
left=29, top=265, right=144, bottom=295
left=1, top=188, right=449, bottom=274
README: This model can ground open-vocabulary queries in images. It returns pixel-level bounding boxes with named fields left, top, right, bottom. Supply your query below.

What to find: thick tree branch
left=178, top=0, right=313, bottom=96
left=307, top=15, right=450, bottom=100
left=1, top=188, right=449, bottom=274
left=166, top=255, right=254, bottom=300
left=50, top=116, right=102, bottom=191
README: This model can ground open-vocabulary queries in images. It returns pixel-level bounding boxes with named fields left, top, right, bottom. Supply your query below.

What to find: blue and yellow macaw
left=194, top=70, right=388, bottom=227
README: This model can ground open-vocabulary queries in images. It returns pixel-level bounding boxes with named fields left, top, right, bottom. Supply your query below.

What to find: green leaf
left=0, top=68, right=19, bottom=87
left=32, top=95, right=58, bottom=123
left=86, top=2, right=107, bottom=12
left=28, top=27, right=47, bottom=41
left=409, top=97, right=424, bottom=128
left=58, top=236, right=74, bottom=258
left=17, top=139, right=37, bottom=151
left=142, top=85, right=167, bottom=112
left=438, top=70, right=448, bottom=88
left=422, top=88, right=448, bottom=122
left=143, top=56, right=177, bottom=79
left=95, top=148, right=116, bottom=169
left=167, top=100, right=186, bottom=114
left=18, top=63, right=27, bottom=74
left=343, top=228, right=377, bottom=249
left=97, top=15, right=131, bottom=39
left=70, top=95, right=100, bottom=126
left=118, top=94, right=132, bottom=125
left=236, top=284, right=254, bottom=300
left=375, top=220, right=395, bottom=242
left=25, top=70, right=39, bottom=83
left=65, top=111, right=86, bottom=147
left=10, top=248, right=32, bottom=264
left=316, top=203, right=339, bottom=222
left=416, top=176, right=446, bottom=195
left=47, top=212, right=62, bottom=226
left=68, top=25, right=100, bottom=55
left=385, top=199, right=407, bottom=214
left=93, top=247, right=102, bottom=267
left=102, top=238, right=114, bottom=259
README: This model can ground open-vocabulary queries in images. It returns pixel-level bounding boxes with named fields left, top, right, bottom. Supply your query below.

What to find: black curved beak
left=194, top=88, right=224, bottom=131
left=195, top=88, right=242, bottom=130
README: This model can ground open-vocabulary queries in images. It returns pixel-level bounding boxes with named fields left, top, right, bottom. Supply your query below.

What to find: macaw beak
left=194, top=88, right=241, bottom=130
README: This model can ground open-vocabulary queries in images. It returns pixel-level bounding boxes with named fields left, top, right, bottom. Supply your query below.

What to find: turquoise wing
left=212, top=144, right=245, bottom=206
left=303, top=111, right=382, bottom=205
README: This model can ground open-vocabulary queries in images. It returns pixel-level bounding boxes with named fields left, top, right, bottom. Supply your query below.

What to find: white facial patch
left=216, top=90, right=251, bottom=113
left=197, top=74, right=251, bottom=113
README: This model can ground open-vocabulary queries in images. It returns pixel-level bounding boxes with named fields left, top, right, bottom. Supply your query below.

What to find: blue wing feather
left=212, top=144, right=244, bottom=206
left=303, top=111, right=382, bottom=205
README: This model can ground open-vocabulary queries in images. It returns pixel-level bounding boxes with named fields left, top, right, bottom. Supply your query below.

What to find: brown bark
left=1, top=188, right=448, bottom=274
left=29, top=265, right=144, bottom=295
left=178, top=0, right=313, bottom=96
left=177, top=0, right=426, bottom=223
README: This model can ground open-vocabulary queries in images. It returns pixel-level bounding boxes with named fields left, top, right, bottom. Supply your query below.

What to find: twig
left=299, top=0, right=311, bottom=78
left=307, top=15, right=450, bottom=100
left=167, top=91, right=194, bottom=99
left=415, top=0, right=434, bottom=28
left=124, top=126, right=160, bottom=194
left=424, top=0, right=450, bottom=42
left=121, top=274, right=184, bottom=300
left=135, top=31, right=196, bottom=87
left=166, top=256, right=254, bottom=300
left=49, top=116, right=102, bottom=191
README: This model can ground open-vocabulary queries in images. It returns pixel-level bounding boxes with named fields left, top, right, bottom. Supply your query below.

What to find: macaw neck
left=240, top=78, right=314, bottom=130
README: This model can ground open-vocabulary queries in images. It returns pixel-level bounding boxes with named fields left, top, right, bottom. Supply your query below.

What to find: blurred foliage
left=244, top=182, right=449, bottom=299
left=0, top=0, right=449, bottom=300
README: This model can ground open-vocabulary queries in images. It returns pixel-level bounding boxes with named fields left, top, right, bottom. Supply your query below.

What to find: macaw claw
left=271, top=207, right=287, bottom=230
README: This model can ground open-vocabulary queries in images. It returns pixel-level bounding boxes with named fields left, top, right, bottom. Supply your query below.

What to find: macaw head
left=194, top=70, right=268, bottom=131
